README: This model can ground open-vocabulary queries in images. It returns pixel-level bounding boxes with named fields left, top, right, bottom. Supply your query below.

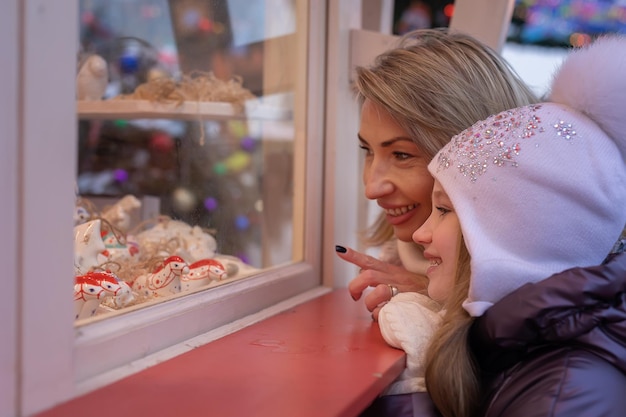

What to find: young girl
left=415, top=35, right=626, bottom=417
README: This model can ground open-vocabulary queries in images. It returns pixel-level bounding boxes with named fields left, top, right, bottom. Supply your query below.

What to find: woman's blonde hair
left=425, top=239, right=478, bottom=417
left=354, top=28, right=538, bottom=246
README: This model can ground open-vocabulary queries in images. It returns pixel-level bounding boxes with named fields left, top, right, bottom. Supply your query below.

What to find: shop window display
left=75, top=0, right=300, bottom=322
left=392, top=1, right=626, bottom=96
left=509, top=0, right=626, bottom=47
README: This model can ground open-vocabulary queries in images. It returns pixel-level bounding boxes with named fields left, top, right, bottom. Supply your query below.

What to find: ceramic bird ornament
left=76, top=54, right=108, bottom=100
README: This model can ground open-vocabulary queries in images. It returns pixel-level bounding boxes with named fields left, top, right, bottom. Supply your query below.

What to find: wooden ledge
left=35, top=289, right=406, bottom=417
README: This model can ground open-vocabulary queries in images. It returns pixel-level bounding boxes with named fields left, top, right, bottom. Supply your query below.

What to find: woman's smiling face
left=358, top=99, right=434, bottom=242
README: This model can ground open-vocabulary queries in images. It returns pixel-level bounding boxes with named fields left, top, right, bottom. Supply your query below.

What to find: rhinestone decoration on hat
left=434, top=104, right=578, bottom=183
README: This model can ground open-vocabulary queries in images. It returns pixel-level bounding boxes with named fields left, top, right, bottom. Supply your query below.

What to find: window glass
left=75, top=0, right=301, bottom=323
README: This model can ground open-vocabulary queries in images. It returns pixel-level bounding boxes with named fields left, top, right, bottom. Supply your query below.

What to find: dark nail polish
left=335, top=245, right=347, bottom=253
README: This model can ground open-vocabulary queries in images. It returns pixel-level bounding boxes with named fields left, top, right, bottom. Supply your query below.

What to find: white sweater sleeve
left=378, top=292, right=442, bottom=395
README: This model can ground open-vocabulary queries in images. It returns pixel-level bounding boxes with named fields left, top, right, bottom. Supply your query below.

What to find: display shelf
left=77, top=98, right=293, bottom=121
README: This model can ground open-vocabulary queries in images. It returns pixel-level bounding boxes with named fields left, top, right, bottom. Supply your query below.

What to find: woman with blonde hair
left=336, top=28, right=538, bottom=319
left=334, top=28, right=538, bottom=416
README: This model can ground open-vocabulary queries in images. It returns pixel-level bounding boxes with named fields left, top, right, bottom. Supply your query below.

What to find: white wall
left=502, top=42, right=569, bottom=98
left=0, top=0, right=19, bottom=415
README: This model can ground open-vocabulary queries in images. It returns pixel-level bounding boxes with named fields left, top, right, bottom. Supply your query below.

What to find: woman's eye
left=393, top=151, right=412, bottom=160
left=359, top=145, right=373, bottom=156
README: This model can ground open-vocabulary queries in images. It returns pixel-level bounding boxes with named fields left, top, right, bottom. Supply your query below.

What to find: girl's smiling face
left=358, top=99, right=434, bottom=242
left=412, top=180, right=461, bottom=303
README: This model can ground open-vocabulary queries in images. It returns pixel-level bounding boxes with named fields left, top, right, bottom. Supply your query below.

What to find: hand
left=335, top=245, right=428, bottom=321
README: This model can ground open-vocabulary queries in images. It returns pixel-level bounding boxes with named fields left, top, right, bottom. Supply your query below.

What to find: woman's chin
left=393, top=227, right=417, bottom=243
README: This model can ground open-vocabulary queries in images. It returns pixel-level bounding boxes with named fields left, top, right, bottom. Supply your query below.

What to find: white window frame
left=16, top=1, right=327, bottom=415
left=1, top=1, right=19, bottom=416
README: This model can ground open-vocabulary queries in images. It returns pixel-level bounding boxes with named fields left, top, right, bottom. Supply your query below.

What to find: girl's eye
left=436, top=206, right=451, bottom=216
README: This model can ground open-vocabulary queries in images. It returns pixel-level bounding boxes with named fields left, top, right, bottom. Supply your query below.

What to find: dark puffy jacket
left=470, top=252, right=626, bottom=417
left=359, top=391, right=441, bottom=417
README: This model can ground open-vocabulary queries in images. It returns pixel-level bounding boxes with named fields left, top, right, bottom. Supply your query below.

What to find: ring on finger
left=387, top=284, right=399, bottom=299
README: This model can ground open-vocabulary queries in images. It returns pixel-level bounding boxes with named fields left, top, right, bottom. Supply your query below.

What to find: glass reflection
left=75, top=0, right=298, bottom=322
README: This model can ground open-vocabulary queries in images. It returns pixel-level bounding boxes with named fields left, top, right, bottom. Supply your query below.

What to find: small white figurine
left=74, top=219, right=106, bottom=275
left=74, top=205, right=91, bottom=226
left=132, top=255, right=189, bottom=298
left=181, top=258, right=227, bottom=291
left=111, top=280, right=135, bottom=308
left=74, top=271, right=122, bottom=320
left=76, top=54, right=108, bottom=100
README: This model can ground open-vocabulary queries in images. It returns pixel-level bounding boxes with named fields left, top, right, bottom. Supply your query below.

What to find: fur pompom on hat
left=429, top=36, right=626, bottom=317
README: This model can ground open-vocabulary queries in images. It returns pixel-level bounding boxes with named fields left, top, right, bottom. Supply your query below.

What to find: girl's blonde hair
left=354, top=28, right=538, bottom=246
left=425, top=239, right=478, bottom=417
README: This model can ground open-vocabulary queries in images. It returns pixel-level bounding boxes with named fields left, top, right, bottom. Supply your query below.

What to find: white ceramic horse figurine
left=132, top=255, right=189, bottom=298
left=74, top=205, right=91, bottom=226
left=181, top=258, right=228, bottom=291
left=74, top=219, right=106, bottom=275
left=74, top=271, right=122, bottom=320
left=100, top=279, right=136, bottom=310
left=111, top=280, right=135, bottom=308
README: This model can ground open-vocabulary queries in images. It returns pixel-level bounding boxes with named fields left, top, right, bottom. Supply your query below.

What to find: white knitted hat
left=429, top=36, right=626, bottom=317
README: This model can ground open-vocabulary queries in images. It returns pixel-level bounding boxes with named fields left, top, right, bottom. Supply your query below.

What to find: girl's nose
left=413, top=216, right=432, bottom=245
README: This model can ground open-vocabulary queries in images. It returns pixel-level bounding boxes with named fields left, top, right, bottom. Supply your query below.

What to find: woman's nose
left=363, top=165, right=394, bottom=199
